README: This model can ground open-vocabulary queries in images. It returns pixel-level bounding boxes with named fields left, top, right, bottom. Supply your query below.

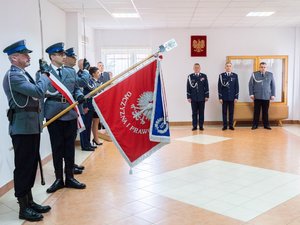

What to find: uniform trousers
left=191, top=100, right=205, bottom=128
left=79, top=110, right=93, bottom=149
left=222, top=100, right=234, bottom=127
left=253, top=99, right=270, bottom=127
left=11, top=134, right=40, bottom=197
left=47, top=119, right=77, bottom=179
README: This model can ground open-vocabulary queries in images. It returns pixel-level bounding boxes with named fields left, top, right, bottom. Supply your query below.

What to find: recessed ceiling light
left=246, top=12, right=275, bottom=17
left=112, top=13, right=140, bottom=18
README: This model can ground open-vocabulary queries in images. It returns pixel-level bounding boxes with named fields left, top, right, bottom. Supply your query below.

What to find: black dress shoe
left=222, top=127, right=227, bottom=131
left=199, top=127, right=204, bottom=131
left=73, top=167, right=83, bottom=174
left=264, top=126, right=272, bottom=130
left=74, top=164, right=85, bottom=170
left=90, top=145, right=97, bottom=149
left=46, top=179, right=64, bottom=193
left=251, top=126, right=258, bottom=130
left=81, top=146, right=95, bottom=151
left=65, top=178, right=86, bottom=189
left=192, top=127, right=197, bottom=131
left=29, top=202, right=51, bottom=214
left=229, top=126, right=235, bottom=130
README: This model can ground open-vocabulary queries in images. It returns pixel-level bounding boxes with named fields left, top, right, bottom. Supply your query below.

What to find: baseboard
left=170, top=121, right=222, bottom=126
left=0, top=154, right=53, bottom=197
left=282, top=120, right=300, bottom=124
left=170, top=120, right=300, bottom=126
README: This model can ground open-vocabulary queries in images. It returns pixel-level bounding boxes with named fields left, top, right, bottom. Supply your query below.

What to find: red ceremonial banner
left=191, top=35, right=207, bottom=57
left=93, top=60, right=166, bottom=167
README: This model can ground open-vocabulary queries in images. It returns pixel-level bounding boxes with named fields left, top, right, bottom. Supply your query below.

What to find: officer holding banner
left=43, top=42, right=86, bottom=193
left=3, top=40, right=51, bottom=221
left=63, top=47, right=92, bottom=173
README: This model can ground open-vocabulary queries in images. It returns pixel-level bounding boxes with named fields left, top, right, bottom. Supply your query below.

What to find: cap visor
left=19, top=49, right=32, bottom=54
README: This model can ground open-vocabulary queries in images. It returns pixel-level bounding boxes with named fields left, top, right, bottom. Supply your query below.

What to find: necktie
left=57, top=68, right=62, bottom=79
left=24, top=71, right=35, bottom=84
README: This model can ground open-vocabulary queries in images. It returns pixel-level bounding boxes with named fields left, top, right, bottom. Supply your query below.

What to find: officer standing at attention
left=218, top=62, right=239, bottom=130
left=186, top=63, right=209, bottom=131
left=249, top=62, right=275, bottom=130
left=43, top=43, right=86, bottom=193
left=2, top=40, right=51, bottom=221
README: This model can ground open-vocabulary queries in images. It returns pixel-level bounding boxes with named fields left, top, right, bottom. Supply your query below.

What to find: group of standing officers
left=186, top=61, right=276, bottom=131
left=2, top=40, right=109, bottom=222
left=2, top=39, right=276, bottom=222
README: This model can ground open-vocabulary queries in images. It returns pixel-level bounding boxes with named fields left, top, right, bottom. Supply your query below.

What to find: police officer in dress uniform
left=97, top=61, right=111, bottom=131
left=64, top=48, right=94, bottom=173
left=218, top=62, right=239, bottom=130
left=186, top=63, right=209, bottom=131
left=249, top=62, right=275, bottom=130
left=83, top=67, right=103, bottom=147
left=77, top=58, right=98, bottom=151
left=42, top=43, right=86, bottom=193
left=97, top=61, right=111, bottom=84
left=2, top=40, right=51, bottom=221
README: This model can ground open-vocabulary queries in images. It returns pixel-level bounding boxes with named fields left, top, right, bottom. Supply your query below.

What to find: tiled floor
left=175, top=134, right=231, bottom=145
left=1, top=125, right=300, bottom=225
left=283, top=125, right=300, bottom=138
left=0, top=149, right=93, bottom=225
left=156, top=160, right=300, bottom=222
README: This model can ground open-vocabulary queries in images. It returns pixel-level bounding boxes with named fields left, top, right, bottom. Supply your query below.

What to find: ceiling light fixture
left=246, top=12, right=275, bottom=17
left=112, top=13, right=140, bottom=18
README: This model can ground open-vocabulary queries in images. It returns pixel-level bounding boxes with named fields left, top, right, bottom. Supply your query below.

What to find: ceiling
left=48, top=0, right=300, bottom=29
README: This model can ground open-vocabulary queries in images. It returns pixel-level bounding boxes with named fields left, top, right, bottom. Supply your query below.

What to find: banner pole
left=82, top=3, right=87, bottom=58
left=38, top=0, right=45, bottom=59
left=37, top=0, right=46, bottom=185
left=42, top=52, right=158, bottom=129
left=42, top=38, right=178, bottom=128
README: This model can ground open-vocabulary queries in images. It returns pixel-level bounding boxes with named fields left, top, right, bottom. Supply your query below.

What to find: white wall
left=95, top=28, right=299, bottom=122
left=0, top=0, right=66, bottom=188
left=66, top=12, right=81, bottom=56
left=66, top=12, right=96, bottom=68
left=291, top=27, right=300, bottom=120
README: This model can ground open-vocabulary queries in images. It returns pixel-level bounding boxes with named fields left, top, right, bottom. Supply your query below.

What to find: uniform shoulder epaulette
left=10, top=67, right=19, bottom=72
left=64, top=66, right=76, bottom=73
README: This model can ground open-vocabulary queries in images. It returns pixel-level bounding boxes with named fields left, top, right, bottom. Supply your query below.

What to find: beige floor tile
left=1, top=125, right=300, bottom=225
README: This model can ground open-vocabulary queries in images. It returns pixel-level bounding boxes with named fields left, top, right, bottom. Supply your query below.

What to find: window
left=101, top=48, right=152, bottom=76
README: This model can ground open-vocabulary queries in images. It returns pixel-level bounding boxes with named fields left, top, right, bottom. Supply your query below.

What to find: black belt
left=11, top=106, right=39, bottom=113
left=47, top=96, right=67, bottom=103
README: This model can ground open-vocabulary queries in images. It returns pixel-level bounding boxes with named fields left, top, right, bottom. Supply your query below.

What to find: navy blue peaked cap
left=3, top=40, right=32, bottom=55
left=46, top=42, right=64, bottom=54
left=65, top=47, right=77, bottom=57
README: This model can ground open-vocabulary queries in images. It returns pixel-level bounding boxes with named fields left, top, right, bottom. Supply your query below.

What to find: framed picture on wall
left=191, top=35, right=207, bottom=57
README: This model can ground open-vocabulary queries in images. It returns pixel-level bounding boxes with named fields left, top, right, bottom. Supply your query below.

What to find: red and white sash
left=48, top=72, right=85, bottom=133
